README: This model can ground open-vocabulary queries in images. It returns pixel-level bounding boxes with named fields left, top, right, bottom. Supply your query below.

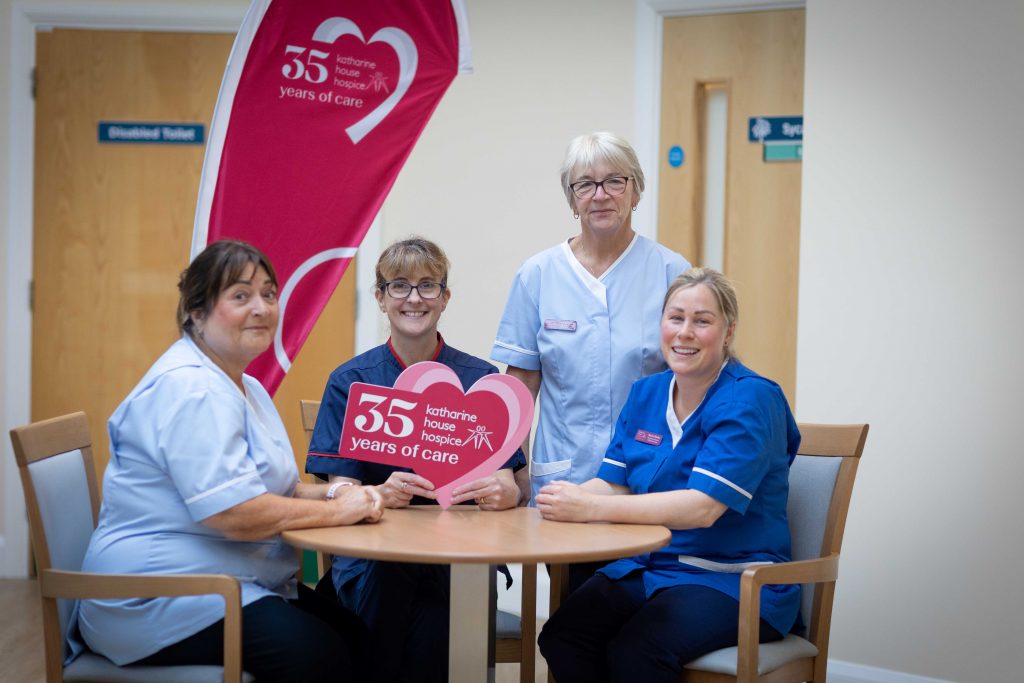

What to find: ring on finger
left=401, top=481, right=408, bottom=490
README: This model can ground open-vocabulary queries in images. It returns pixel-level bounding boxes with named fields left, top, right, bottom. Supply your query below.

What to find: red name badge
left=336, top=362, right=534, bottom=508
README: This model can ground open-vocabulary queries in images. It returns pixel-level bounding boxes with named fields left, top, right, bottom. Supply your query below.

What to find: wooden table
left=282, top=506, right=670, bottom=682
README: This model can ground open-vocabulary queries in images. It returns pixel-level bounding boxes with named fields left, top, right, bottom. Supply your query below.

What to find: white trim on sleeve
left=184, top=471, right=260, bottom=505
left=492, top=340, right=539, bottom=357
left=691, top=466, right=752, bottom=500
left=601, top=457, right=627, bottom=468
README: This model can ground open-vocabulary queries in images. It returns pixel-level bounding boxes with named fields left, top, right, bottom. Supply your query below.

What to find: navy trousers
left=539, top=573, right=784, bottom=683
left=334, top=560, right=449, bottom=683
left=134, top=582, right=368, bottom=682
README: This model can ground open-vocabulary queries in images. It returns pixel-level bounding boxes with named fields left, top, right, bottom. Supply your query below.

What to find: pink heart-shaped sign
left=336, top=362, right=533, bottom=508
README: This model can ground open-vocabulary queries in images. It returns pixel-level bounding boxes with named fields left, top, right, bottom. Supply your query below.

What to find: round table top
left=282, top=505, right=671, bottom=565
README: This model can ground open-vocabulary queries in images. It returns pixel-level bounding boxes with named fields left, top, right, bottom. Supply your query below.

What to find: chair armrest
left=742, top=554, right=839, bottom=589
left=41, top=569, right=243, bottom=683
left=732, top=554, right=839, bottom=682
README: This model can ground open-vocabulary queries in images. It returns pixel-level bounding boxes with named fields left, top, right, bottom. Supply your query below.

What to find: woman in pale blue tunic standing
left=492, top=133, right=690, bottom=590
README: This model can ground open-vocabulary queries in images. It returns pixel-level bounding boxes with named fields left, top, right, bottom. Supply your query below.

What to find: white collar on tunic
left=560, top=232, right=639, bottom=309
left=665, top=362, right=729, bottom=448
left=182, top=335, right=250, bottom=398
left=183, top=336, right=285, bottom=448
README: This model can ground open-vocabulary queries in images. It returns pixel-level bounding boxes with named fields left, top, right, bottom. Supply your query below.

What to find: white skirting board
left=829, top=661, right=957, bottom=683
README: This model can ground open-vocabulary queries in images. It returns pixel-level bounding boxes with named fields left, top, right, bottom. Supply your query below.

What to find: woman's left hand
left=535, top=480, right=594, bottom=522
left=450, top=471, right=519, bottom=510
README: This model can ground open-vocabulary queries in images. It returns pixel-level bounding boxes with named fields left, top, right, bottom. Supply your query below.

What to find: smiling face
left=571, top=160, right=638, bottom=237
left=660, top=283, right=735, bottom=386
left=375, top=267, right=450, bottom=343
left=192, top=263, right=278, bottom=379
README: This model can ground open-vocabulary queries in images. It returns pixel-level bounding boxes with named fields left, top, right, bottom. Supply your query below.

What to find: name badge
left=634, top=429, right=663, bottom=446
left=544, top=319, right=577, bottom=332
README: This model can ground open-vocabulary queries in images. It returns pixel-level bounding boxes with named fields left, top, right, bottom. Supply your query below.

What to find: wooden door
left=658, top=10, right=804, bottom=402
left=33, top=29, right=356, bottom=483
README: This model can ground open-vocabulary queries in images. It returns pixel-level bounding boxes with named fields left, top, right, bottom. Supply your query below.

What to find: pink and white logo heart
left=313, top=17, right=417, bottom=144
left=337, top=362, right=533, bottom=508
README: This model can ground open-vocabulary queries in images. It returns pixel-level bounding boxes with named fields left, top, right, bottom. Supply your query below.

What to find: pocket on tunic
left=531, top=458, right=571, bottom=478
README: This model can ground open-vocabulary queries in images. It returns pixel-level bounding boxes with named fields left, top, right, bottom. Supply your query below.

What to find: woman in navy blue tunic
left=305, top=237, right=524, bottom=683
left=536, top=267, right=801, bottom=683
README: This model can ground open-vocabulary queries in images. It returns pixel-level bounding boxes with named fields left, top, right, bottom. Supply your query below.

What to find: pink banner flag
left=192, top=0, right=472, bottom=394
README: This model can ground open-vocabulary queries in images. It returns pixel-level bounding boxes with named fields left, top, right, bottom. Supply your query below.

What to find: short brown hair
left=177, top=240, right=277, bottom=338
left=374, top=237, right=450, bottom=290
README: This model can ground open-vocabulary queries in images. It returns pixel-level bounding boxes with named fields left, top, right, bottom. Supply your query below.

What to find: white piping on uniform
left=691, top=467, right=752, bottom=500
left=185, top=471, right=260, bottom=505
left=677, top=555, right=771, bottom=573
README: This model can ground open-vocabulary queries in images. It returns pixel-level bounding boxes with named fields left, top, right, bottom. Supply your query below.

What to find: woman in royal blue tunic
left=536, top=267, right=801, bottom=683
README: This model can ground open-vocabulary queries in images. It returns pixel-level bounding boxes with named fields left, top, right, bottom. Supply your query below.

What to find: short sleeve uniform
left=305, top=339, right=523, bottom=590
left=76, top=337, right=300, bottom=665
left=491, top=235, right=689, bottom=499
left=596, top=362, right=802, bottom=636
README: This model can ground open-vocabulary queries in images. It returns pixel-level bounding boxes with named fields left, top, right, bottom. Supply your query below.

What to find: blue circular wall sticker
left=668, top=145, right=684, bottom=168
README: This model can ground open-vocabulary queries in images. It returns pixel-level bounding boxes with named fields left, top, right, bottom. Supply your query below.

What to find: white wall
left=380, top=0, right=636, bottom=363
left=799, top=1, right=1024, bottom=681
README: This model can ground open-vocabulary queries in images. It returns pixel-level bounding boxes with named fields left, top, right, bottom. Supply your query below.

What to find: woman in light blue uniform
left=536, top=268, right=801, bottom=683
left=77, top=241, right=383, bottom=682
left=492, top=132, right=689, bottom=506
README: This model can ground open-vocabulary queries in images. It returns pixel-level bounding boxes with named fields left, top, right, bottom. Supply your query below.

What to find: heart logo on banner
left=392, top=362, right=533, bottom=508
left=313, top=17, right=418, bottom=144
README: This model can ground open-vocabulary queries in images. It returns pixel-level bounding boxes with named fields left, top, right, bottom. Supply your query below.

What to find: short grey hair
left=559, top=132, right=645, bottom=210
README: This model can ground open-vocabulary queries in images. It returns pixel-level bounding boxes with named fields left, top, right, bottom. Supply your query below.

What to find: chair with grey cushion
left=679, top=422, right=869, bottom=683
left=300, top=399, right=538, bottom=683
left=10, top=411, right=251, bottom=683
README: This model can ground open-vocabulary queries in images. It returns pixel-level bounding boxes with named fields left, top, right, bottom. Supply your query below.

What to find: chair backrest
left=300, top=400, right=320, bottom=445
left=788, top=423, right=868, bottom=642
left=9, top=411, right=100, bottom=661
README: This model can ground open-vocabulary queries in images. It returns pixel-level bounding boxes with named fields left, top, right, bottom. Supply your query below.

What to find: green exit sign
left=764, top=142, right=802, bottom=162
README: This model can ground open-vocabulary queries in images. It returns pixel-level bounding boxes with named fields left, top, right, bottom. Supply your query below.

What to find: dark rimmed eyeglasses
left=380, top=280, right=446, bottom=299
left=568, top=176, right=632, bottom=200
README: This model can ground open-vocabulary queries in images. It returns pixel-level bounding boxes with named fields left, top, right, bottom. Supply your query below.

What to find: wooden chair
left=680, top=422, right=869, bottom=683
left=300, top=399, right=537, bottom=682
left=9, top=411, right=249, bottom=683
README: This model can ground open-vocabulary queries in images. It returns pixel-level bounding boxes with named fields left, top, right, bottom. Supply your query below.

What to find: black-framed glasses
left=381, top=280, right=446, bottom=299
left=568, top=176, right=631, bottom=199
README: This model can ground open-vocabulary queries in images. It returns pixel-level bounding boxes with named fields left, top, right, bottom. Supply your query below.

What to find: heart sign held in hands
left=334, top=362, right=533, bottom=508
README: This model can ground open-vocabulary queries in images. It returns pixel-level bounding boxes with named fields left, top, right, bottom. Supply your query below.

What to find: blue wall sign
left=667, top=145, right=684, bottom=168
left=748, top=116, right=803, bottom=142
left=98, top=122, right=205, bottom=145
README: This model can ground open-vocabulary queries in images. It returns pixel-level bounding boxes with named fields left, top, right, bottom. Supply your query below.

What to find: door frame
left=630, top=0, right=804, bottom=242
left=1, top=1, right=250, bottom=577
left=2, top=2, right=384, bottom=577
